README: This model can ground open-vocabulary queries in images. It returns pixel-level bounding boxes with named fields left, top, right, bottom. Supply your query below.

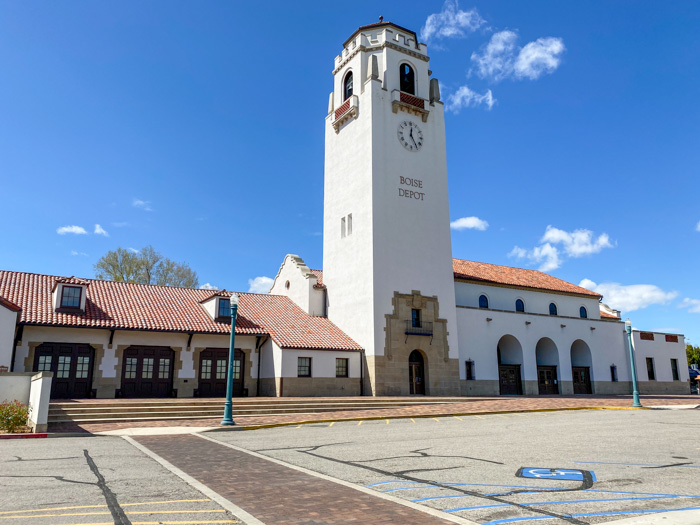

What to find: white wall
left=455, top=305, right=628, bottom=382
left=455, top=282, right=601, bottom=320
left=281, top=349, right=361, bottom=378
left=0, top=305, right=18, bottom=369
left=269, top=255, right=325, bottom=316
left=632, top=331, right=689, bottom=382
left=0, top=372, right=32, bottom=402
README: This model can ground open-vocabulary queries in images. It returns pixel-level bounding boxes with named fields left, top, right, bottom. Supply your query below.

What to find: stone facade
left=280, top=377, right=361, bottom=397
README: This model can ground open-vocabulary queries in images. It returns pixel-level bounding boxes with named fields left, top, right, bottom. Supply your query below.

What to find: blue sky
left=1, top=1, right=699, bottom=344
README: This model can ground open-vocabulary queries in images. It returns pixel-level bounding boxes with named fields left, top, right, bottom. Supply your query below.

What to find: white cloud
left=420, top=0, right=486, bottom=43
left=446, top=84, right=495, bottom=112
left=112, top=221, right=128, bottom=227
left=680, top=298, right=700, bottom=314
left=94, top=224, right=109, bottom=237
left=127, top=247, right=140, bottom=254
left=515, top=37, right=566, bottom=80
left=57, top=225, right=87, bottom=235
left=248, top=276, right=274, bottom=294
left=696, top=220, right=700, bottom=232
left=471, top=30, right=565, bottom=82
left=132, top=198, right=152, bottom=211
left=540, top=225, right=613, bottom=257
left=450, top=216, right=489, bottom=231
left=70, top=251, right=88, bottom=257
left=199, top=283, right=219, bottom=291
left=580, top=279, right=678, bottom=313
left=509, top=226, right=612, bottom=272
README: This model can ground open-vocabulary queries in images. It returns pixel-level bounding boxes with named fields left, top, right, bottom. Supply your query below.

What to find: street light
left=624, top=318, right=642, bottom=408
left=221, top=293, right=240, bottom=426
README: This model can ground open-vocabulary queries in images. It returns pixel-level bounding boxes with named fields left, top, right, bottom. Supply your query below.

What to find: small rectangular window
left=125, top=357, right=138, bottom=379
left=336, top=358, right=349, bottom=378
left=411, top=309, right=421, bottom=328
left=341, top=217, right=346, bottom=238
left=465, top=360, right=475, bottom=380
left=57, top=355, right=71, bottom=378
left=201, top=359, right=212, bottom=380
left=218, top=299, right=231, bottom=318
left=671, top=359, right=680, bottom=381
left=298, top=357, right=311, bottom=377
left=142, top=358, right=154, bottom=379
left=61, top=286, right=82, bottom=308
left=646, top=358, right=656, bottom=381
left=159, top=358, right=171, bottom=379
left=37, top=355, right=52, bottom=372
left=232, top=358, right=241, bottom=380
left=665, top=334, right=679, bottom=343
left=347, top=214, right=352, bottom=235
left=640, top=332, right=654, bottom=341
left=216, top=359, right=227, bottom=380
left=76, top=356, right=90, bottom=379
left=610, top=365, right=618, bottom=382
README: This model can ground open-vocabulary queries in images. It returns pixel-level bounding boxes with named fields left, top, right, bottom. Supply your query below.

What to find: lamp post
left=625, top=318, right=642, bottom=408
left=221, top=293, right=240, bottom=426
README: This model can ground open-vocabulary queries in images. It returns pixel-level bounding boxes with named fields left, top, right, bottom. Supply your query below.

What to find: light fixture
left=560, top=324, right=566, bottom=328
left=525, top=321, right=531, bottom=325
left=486, top=318, right=492, bottom=322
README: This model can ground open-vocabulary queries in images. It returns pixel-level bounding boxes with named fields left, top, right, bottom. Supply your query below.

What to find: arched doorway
left=536, top=337, right=560, bottom=395
left=497, top=335, right=523, bottom=395
left=571, top=340, right=593, bottom=394
left=408, top=350, right=425, bottom=395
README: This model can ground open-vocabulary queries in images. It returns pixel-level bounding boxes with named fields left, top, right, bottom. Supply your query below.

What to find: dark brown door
left=198, top=348, right=244, bottom=397
left=409, top=350, right=425, bottom=395
left=499, top=364, right=523, bottom=395
left=33, top=343, right=94, bottom=399
left=537, top=366, right=559, bottom=395
left=572, top=366, right=592, bottom=394
left=121, top=346, right=174, bottom=398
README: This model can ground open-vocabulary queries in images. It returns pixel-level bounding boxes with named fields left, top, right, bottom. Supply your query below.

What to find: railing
left=405, top=320, right=433, bottom=336
left=400, top=92, right=425, bottom=109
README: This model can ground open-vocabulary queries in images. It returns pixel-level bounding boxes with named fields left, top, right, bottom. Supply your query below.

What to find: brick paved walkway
left=134, top=434, right=459, bottom=524
left=49, top=395, right=699, bottom=434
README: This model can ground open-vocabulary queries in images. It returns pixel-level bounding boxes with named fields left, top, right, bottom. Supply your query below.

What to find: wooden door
left=34, top=343, right=95, bottom=399
left=198, top=348, right=244, bottom=397
left=121, top=346, right=174, bottom=398
left=408, top=351, right=425, bottom=395
left=499, top=364, right=522, bottom=395
left=537, top=366, right=558, bottom=395
left=572, top=366, right=592, bottom=394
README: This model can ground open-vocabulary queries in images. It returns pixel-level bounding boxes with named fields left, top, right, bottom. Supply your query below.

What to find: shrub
left=0, top=400, right=30, bottom=433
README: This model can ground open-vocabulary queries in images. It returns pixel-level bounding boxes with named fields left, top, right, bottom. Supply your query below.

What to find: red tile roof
left=600, top=311, right=621, bottom=320
left=452, top=259, right=602, bottom=298
left=0, top=271, right=361, bottom=351
left=0, top=296, right=21, bottom=313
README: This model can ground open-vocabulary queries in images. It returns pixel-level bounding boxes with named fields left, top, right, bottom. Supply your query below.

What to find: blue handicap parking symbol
left=517, top=467, right=596, bottom=482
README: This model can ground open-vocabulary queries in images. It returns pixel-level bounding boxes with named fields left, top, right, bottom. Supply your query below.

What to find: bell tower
left=323, top=21, right=460, bottom=396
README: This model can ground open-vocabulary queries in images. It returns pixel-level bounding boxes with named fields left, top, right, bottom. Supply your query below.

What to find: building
left=0, top=21, right=691, bottom=399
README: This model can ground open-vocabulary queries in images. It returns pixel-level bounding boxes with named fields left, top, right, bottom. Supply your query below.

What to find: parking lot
left=212, top=408, right=700, bottom=524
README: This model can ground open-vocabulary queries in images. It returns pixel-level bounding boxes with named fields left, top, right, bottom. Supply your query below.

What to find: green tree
left=94, top=246, right=199, bottom=288
left=687, top=344, right=700, bottom=367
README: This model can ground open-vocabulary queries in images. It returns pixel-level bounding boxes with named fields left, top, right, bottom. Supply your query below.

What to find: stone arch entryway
left=536, top=337, right=560, bottom=395
left=497, top=335, right=523, bottom=395
left=571, top=339, right=593, bottom=394
left=408, top=350, right=426, bottom=395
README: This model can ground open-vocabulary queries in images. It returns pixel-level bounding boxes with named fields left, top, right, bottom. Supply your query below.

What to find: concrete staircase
left=48, top=397, right=466, bottom=425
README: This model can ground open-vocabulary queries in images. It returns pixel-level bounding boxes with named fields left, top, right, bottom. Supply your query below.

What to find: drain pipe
left=255, top=335, right=269, bottom=397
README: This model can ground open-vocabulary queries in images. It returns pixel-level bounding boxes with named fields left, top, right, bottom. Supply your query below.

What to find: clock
left=397, top=121, right=423, bottom=151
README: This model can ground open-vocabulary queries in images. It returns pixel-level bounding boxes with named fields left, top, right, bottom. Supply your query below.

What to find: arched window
left=549, top=303, right=558, bottom=316
left=399, top=63, right=415, bottom=95
left=479, top=295, right=489, bottom=309
left=580, top=306, right=588, bottom=318
left=515, top=299, right=525, bottom=312
left=343, top=71, right=353, bottom=101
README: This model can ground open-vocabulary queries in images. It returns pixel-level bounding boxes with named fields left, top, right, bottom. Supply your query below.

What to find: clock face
left=397, top=121, right=423, bottom=151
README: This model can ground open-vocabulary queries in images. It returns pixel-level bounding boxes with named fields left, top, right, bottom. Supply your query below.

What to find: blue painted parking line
left=446, top=495, right=686, bottom=513
left=482, top=505, right=700, bottom=524
left=574, top=460, right=700, bottom=470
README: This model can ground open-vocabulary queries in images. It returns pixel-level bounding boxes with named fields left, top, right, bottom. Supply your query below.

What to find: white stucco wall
left=0, top=305, right=18, bottom=369
left=325, top=25, right=458, bottom=360
left=455, top=305, right=628, bottom=382
left=631, top=331, right=689, bottom=382
left=269, top=255, right=325, bottom=316
left=281, top=349, right=361, bottom=378
left=455, top=282, right=601, bottom=320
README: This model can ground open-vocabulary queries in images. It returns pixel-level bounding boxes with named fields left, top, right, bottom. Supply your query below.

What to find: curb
left=0, top=433, right=48, bottom=439
left=206, top=405, right=648, bottom=432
